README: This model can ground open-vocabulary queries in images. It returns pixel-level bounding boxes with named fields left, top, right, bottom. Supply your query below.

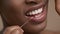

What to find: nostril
left=25, top=0, right=38, bottom=5
left=27, top=1, right=37, bottom=5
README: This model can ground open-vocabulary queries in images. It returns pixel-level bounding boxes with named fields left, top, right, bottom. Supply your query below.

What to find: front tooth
left=38, top=8, right=42, bottom=13
left=35, top=10, right=38, bottom=14
left=31, top=11, right=35, bottom=15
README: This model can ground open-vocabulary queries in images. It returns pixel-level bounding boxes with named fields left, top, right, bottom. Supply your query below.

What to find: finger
left=10, top=28, right=23, bottom=34
left=55, top=0, right=60, bottom=15
left=3, top=26, right=24, bottom=34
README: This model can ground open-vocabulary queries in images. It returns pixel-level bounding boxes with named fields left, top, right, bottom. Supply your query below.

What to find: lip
left=25, top=3, right=47, bottom=23
left=25, top=3, right=45, bottom=13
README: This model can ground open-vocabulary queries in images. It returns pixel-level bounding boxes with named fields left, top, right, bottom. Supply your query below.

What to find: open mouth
left=25, top=5, right=47, bottom=23
left=26, top=7, right=43, bottom=16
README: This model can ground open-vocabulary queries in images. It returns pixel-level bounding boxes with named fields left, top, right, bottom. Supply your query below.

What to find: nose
left=25, top=0, right=38, bottom=5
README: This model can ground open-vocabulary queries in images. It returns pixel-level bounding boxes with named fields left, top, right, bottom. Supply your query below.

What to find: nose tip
left=25, top=0, right=38, bottom=5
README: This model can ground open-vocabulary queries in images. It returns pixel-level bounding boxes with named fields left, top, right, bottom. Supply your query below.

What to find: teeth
left=27, top=8, right=43, bottom=15
left=35, top=10, right=38, bottom=15
left=31, top=11, right=35, bottom=15
left=38, top=8, right=42, bottom=13
left=29, top=12, right=32, bottom=15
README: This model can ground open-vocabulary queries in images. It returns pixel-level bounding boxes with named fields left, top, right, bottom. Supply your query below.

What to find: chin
left=22, top=20, right=47, bottom=34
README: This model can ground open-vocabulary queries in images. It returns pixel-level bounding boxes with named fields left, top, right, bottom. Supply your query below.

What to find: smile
left=26, top=8, right=43, bottom=16
left=25, top=4, right=47, bottom=23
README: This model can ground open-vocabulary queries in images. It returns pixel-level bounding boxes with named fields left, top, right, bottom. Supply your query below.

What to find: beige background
left=0, top=0, right=60, bottom=32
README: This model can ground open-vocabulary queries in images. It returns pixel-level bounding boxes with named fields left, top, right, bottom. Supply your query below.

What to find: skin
left=0, top=0, right=48, bottom=34
left=0, top=0, right=60, bottom=34
left=3, top=26, right=24, bottom=34
left=55, top=0, right=60, bottom=15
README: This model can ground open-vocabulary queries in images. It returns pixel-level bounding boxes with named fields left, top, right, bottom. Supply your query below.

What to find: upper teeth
left=27, top=8, right=43, bottom=15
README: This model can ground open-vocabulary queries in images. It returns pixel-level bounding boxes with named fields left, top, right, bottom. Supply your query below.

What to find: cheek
left=42, top=0, right=48, bottom=4
left=10, top=0, right=21, bottom=6
left=3, top=0, right=24, bottom=8
left=10, top=0, right=24, bottom=6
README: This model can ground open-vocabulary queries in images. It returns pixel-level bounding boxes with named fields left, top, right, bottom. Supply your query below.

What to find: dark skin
left=0, top=0, right=60, bottom=34
left=1, top=0, right=48, bottom=34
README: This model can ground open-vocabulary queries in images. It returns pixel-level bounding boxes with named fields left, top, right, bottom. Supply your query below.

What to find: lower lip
left=26, top=8, right=47, bottom=22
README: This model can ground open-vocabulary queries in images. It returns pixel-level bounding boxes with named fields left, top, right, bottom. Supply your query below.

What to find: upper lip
left=25, top=3, right=45, bottom=15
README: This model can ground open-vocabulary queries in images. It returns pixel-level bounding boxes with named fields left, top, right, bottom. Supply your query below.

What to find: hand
left=55, top=0, right=60, bottom=15
left=3, top=26, right=24, bottom=34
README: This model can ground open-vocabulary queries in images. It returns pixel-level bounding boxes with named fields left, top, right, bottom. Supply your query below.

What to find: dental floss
left=20, top=20, right=29, bottom=28
left=21, top=17, right=33, bottom=28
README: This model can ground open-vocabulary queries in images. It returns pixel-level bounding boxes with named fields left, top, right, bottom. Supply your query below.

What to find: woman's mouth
left=25, top=5, right=47, bottom=23
left=26, top=8, right=43, bottom=16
